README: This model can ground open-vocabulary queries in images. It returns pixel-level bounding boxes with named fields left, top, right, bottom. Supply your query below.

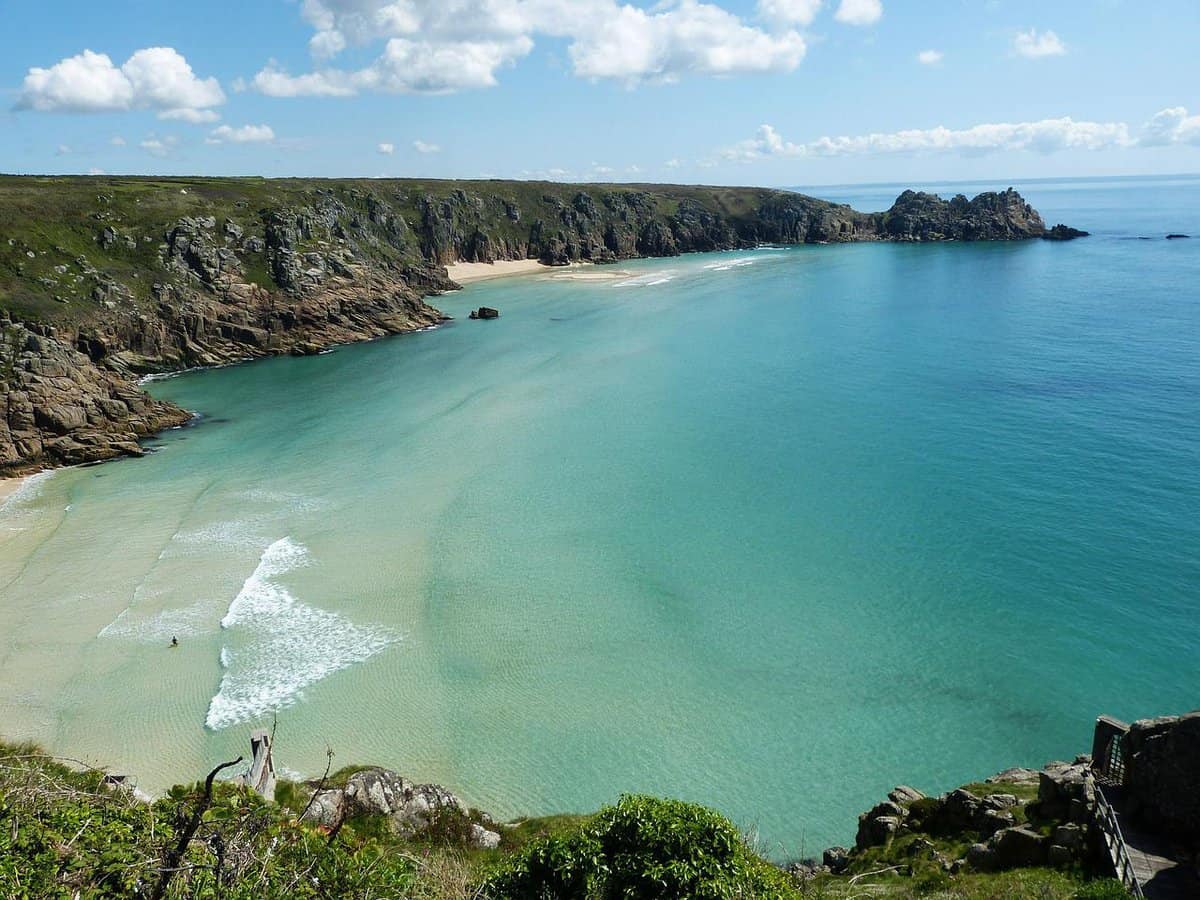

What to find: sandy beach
left=0, top=476, right=28, bottom=506
left=445, top=259, right=551, bottom=284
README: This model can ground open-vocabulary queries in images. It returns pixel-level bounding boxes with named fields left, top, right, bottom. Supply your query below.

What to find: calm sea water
left=1, top=176, right=1197, bottom=855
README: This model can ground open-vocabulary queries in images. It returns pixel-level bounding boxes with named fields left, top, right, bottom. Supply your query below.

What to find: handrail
left=1094, top=786, right=1144, bottom=898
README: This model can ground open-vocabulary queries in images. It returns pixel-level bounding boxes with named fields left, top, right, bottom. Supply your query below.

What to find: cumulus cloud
left=1140, top=107, right=1200, bottom=146
left=378, top=142, right=395, bottom=154
left=917, top=49, right=942, bottom=65
left=1014, top=29, right=1066, bottom=58
left=834, top=0, right=882, bottom=26
left=252, top=0, right=809, bottom=96
left=110, top=136, right=126, bottom=146
left=413, top=140, right=440, bottom=153
left=721, top=115, right=1133, bottom=162
left=17, top=47, right=224, bottom=119
left=757, top=0, right=822, bottom=27
left=159, top=108, right=221, bottom=123
left=206, top=124, right=275, bottom=144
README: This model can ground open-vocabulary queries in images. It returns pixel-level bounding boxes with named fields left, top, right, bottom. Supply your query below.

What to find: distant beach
left=445, top=259, right=636, bottom=284
left=445, top=259, right=550, bottom=283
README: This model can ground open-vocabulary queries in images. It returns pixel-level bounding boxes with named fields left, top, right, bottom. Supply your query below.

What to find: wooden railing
left=1095, top=785, right=1144, bottom=898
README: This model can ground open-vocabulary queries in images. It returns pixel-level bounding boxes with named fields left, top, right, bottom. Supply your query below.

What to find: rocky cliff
left=0, top=176, right=1077, bottom=476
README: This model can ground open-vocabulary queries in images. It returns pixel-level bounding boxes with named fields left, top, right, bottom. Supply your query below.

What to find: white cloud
left=254, top=0, right=809, bottom=96
left=206, top=124, right=275, bottom=144
left=665, top=158, right=683, bottom=168
left=722, top=115, right=1132, bottom=162
left=1013, top=29, right=1066, bottom=58
left=159, top=108, right=221, bottom=124
left=110, top=136, right=126, bottom=146
left=757, top=0, right=822, bottom=27
left=569, top=2, right=805, bottom=82
left=412, top=139, right=440, bottom=153
left=56, top=144, right=72, bottom=156
left=18, top=47, right=224, bottom=118
left=917, top=49, right=942, bottom=65
left=88, top=167, right=106, bottom=175
left=834, top=0, right=882, bottom=26
left=140, top=136, right=179, bottom=157
left=378, top=142, right=395, bottom=154
left=1140, top=107, right=1200, bottom=147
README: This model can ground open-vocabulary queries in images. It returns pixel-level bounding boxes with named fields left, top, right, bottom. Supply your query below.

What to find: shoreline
left=0, top=476, right=29, bottom=507
left=444, top=258, right=552, bottom=283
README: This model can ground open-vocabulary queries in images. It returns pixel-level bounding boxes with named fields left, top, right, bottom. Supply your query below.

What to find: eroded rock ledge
left=0, top=178, right=1081, bottom=476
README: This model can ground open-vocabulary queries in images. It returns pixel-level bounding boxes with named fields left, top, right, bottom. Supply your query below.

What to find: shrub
left=479, top=794, right=798, bottom=899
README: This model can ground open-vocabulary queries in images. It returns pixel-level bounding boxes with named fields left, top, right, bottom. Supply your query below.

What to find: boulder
left=304, top=789, right=347, bottom=827
left=989, top=826, right=1048, bottom=869
left=855, top=801, right=907, bottom=849
left=966, top=843, right=997, bottom=872
left=888, top=785, right=926, bottom=805
left=468, top=307, right=500, bottom=320
left=1165, top=234, right=1190, bottom=239
left=470, top=823, right=501, bottom=850
left=822, top=846, right=851, bottom=874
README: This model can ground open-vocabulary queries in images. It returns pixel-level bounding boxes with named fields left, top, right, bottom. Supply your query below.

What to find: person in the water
left=170, top=636, right=178, bottom=648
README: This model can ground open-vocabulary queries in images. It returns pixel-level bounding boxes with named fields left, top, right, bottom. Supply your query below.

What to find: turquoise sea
left=1, top=175, right=1197, bottom=855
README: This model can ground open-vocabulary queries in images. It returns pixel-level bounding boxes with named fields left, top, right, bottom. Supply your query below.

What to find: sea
left=1, top=174, right=1197, bottom=856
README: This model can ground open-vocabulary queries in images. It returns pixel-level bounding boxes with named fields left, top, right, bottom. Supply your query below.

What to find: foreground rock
left=301, top=767, right=501, bottom=849
left=842, top=756, right=1098, bottom=877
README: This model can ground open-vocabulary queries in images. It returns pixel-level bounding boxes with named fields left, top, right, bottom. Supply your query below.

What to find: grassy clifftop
left=0, top=739, right=1126, bottom=900
left=0, top=175, right=829, bottom=326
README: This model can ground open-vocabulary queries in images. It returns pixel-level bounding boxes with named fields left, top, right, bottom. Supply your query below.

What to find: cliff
left=0, top=176, right=1076, bottom=475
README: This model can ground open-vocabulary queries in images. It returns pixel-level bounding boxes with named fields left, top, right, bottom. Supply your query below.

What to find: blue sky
left=2, top=0, right=1197, bottom=186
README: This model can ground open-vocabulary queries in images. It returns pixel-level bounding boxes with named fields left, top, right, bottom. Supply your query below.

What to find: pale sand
left=445, top=259, right=551, bottom=284
left=0, top=476, right=29, bottom=506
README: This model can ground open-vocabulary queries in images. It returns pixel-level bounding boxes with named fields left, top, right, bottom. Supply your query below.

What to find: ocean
left=1, top=174, right=1197, bottom=855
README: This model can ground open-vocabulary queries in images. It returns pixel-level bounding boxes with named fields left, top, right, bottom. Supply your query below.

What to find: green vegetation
left=481, top=794, right=797, bottom=898
left=0, top=740, right=1123, bottom=898
left=0, top=174, right=789, bottom=325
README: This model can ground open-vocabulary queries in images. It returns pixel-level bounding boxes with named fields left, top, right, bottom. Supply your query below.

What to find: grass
left=0, top=738, right=1127, bottom=898
left=0, top=174, right=821, bottom=327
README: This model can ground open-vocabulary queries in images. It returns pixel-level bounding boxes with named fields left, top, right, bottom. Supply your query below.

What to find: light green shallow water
left=1, top=177, right=1198, bottom=854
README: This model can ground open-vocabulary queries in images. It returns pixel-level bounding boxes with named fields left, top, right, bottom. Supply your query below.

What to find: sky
left=1, top=0, right=1198, bottom=187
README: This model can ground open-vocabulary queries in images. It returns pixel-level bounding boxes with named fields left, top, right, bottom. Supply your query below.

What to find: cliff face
left=0, top=177, right=1072, bottom=476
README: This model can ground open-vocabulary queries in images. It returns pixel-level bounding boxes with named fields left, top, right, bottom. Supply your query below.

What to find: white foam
left=205, top=538, right=399, bottom=730
left=1, top=470, right=54, bottom=514
left=99, top=600, right=220, bottom=643
left=614, top=271, right=676, bottom=287
left=703, top=256, right=758, bottom=271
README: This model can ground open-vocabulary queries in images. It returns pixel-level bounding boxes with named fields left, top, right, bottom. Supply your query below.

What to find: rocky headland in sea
left=0, top=177, right=1084, bottom=477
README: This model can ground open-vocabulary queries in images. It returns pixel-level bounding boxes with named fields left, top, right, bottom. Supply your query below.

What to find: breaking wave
left=204, top=537, right=398, bottom=730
